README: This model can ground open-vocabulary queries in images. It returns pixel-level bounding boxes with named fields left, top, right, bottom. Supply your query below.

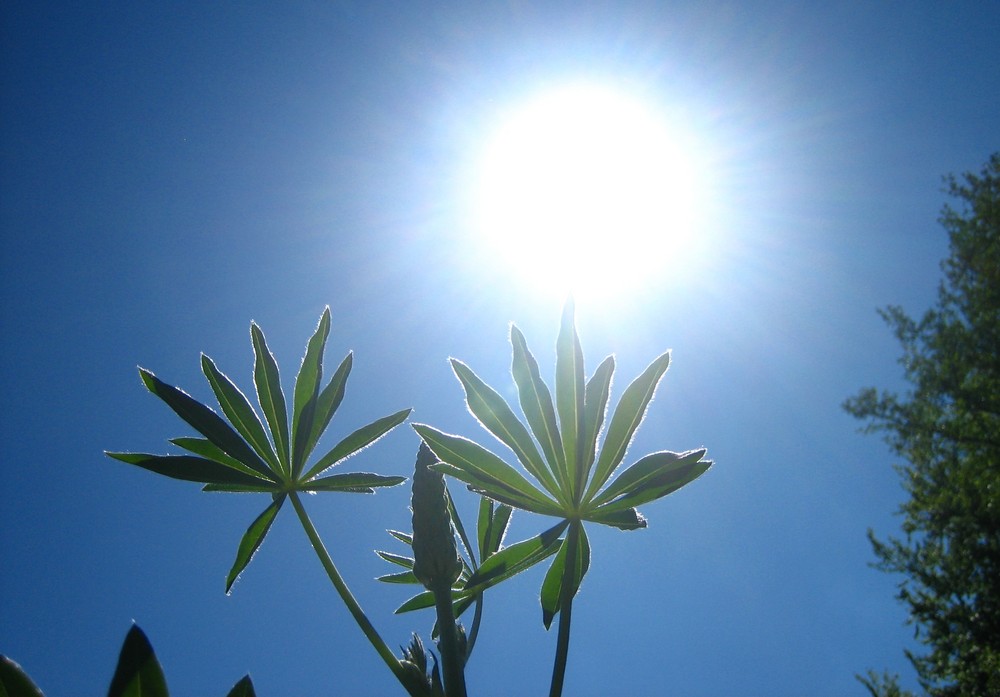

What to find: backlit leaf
left=139, top=368, right=272, bottom=480
left=302, top=352, right=352, bottom=475
left=303, top=409, right=411, bottom=481
left=291, top=308, right=331, bottom=476
left=201, top=355, right=280, bottom=473
left=585, top=350, right=671, bottom=499
left=251, top=322, right=290, bottom=474
left=226, top=496, right=284, bottom=593
left=510, top=325, right=567, bottom=489
left=301, top=472, right=405, bottom=493
left=555, top=300, right=586, bottom=499
left=107, top=452, right=272, bottom=487
left=415, top=424, right=561, bottom=515
left=451, top=359, right=561, bottom=499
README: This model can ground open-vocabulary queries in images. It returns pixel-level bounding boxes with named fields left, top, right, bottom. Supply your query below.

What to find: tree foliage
left=845, top=153, right=1000, bottom=696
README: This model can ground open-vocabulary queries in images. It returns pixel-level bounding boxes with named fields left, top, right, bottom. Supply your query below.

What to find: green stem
left=432, top=583, right=468, bottom=697
left=548, top=523, right=580, bottom=697
left=289, top=492, right=407, bottom=687
left=466, top=595, right=484, bottom=660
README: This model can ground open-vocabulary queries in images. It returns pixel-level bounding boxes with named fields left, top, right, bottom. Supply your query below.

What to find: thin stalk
left=548, top=523, right=580, bottom=697
left=289, top=492, right=407, bottom=686
left=465, top=595, right=484, bottom=659
left=431, top=583, right=468, bottom=697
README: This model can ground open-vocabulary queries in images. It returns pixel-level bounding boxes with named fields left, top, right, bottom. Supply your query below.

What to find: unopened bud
left=411, top=443, right=462, bottom=590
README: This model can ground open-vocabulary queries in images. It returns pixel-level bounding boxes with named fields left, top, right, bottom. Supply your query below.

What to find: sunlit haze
left=473, top=83, right=712, bottom=301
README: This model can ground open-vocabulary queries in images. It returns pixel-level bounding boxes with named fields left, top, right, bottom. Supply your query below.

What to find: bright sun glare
left=473, top=83, right=710, bottom=300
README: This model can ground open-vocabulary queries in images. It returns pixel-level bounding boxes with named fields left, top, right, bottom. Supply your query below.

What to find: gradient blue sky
left=2, top=3, right=998, bottom=696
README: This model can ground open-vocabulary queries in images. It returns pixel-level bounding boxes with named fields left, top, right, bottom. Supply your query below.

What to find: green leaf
left=106, top=624, right=169, bottom=697
left=0, top=654, right=44, bottom=697
left=590, top=449, right=708, bottom=507
left=466, top=520, right=568, bottom=591
left=555, top=300, right=586, bottom=499
left=300, top=472, right=406, bottom=493
left=376, top=550, right=414, bottom=568
left=414, top=424, right=562, bottom=515
left=445, top=483, right=477, bottom=566
left=377, top=570, right=420, bottom=584
left=303, top=408, right=411, bottom=481
left=592, top=458, right=711, bottom=514
left=394, top=590, right=447, bottom=614
left=291, top=308, right=331, bottom=476
left=106, top=452, right=273, bottom=488
left=387, top=529, right=413, bottom=545
left=476, top=497, right=492, bottom=563
left=225, top=675, right=256, bottom=697
left=582, top=506, right=647, bottom=530
left=432, top=462, right=562, bottom=515
left=226, top=496, right=284, bottom=593
left=484, top=503, right=513, bottom=558
left=138, top=368, right=273, bottom=481
left=450, top=359, right=562, bottom=500
left=302, top=352, right=352, bottom=475
left=585, top=350, right=671, bottom=500
left=580, top=355, right=614, bottom=493
left=168, top=437, right=251, bottom=473
left=540, top=524, right=590, bottom=629
left=510, top=325, right=568, bottom=490
left=201, top=355, right=281, bottom=474
left=251, top=322, right=290, bottom=474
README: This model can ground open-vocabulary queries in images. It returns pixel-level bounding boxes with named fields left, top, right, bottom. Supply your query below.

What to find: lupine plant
left=0, top=303, right=711, bottom=697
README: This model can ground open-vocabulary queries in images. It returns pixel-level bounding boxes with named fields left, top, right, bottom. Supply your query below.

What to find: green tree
left=845, top=153, right=1000, bottom=696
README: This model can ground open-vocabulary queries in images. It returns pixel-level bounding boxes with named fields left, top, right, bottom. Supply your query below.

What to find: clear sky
left=2, top=3, right=998, bottom=696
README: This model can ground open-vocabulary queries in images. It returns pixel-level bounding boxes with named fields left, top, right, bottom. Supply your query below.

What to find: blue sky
left=2, top=2, right=998, bottom=696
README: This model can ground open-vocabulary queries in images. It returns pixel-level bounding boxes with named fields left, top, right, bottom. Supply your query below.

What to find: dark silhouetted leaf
left=0, top=654, right=44, bottom=697
left=106, top=625, right=168, bottom=697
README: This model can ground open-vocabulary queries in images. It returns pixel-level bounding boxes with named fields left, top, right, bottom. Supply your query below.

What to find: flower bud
left=411, top=443, right=462, bottom=590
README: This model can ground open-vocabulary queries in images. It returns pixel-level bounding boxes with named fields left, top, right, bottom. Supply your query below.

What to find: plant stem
left=432, top=582, right=468, bottom=697
left=289, top=492, right=407, bottom=687
left=466, top=595, right=484, bottom=659
left=548, top=523, right=580, bottom=697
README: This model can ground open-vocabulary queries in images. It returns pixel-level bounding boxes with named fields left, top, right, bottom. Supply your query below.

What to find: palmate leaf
left=291, top=308, right=331, bottom=476
left=226, top=495, right=284, bottom=593
left=429, top=301, right=712, bottom=632
left=113, top=310, right=411, bottom=600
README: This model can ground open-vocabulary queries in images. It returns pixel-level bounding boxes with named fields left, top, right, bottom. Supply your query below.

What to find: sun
left=472, top=83, right=710, bottom=300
